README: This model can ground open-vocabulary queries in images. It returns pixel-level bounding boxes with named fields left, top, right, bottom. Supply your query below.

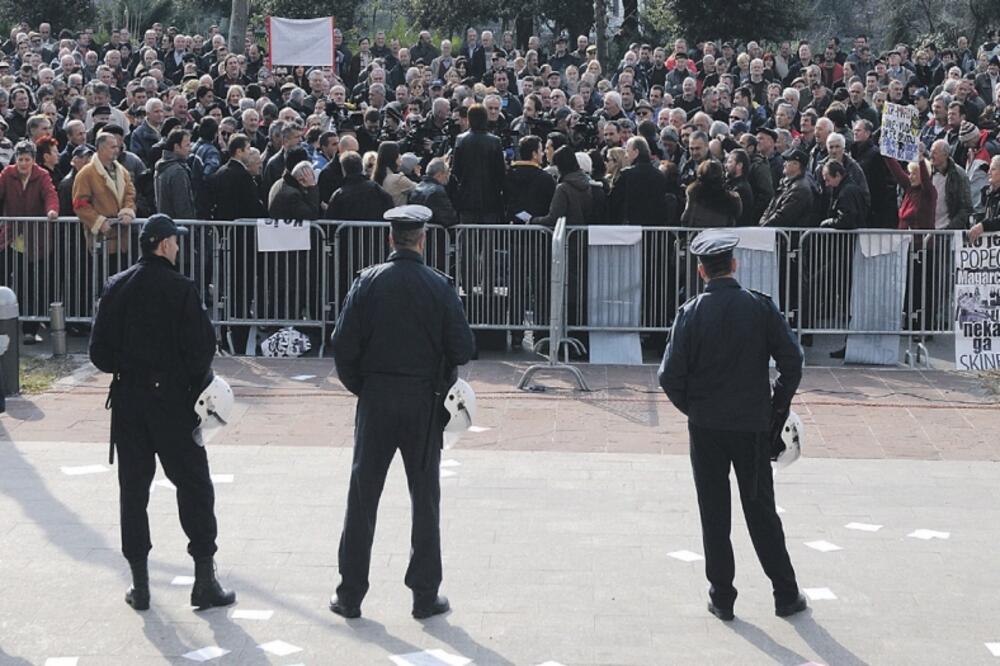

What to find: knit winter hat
left=958, top=120, right=979, bottom=145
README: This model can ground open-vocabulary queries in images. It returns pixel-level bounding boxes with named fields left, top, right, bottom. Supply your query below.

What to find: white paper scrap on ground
left=389, top=649, right=472, bottom=666
left=258, top=640, right=303, bottom=657
left=845, top=522, right=882, bottom=532
left=805, top=540, right=842, bottom=553
left=45, top=658, right=79, bottom=666
left=986, top=642, right=1000, bottom=657
left=804, top=587, right=837, bottom=601
left=290, top=374, right=316, bottom=381
left=908, top=529, right=950, bottom=540
left=61, top=464, right=109, bottom=476
left=667, top=550, right=704, bottom=562
left=211, top=474, right=234, bottom=484
left=171, top=575, right=195, bottom=586
left=468, top=425, right=491, bottom=433
left=776, top=505, right=786, bottom=514
left=440, top=469, right=458, bottom=479
left=440, top=459, right=461, bottom=468
left=182, top=646, right=230, bottom=662
left=231, top=609, right=274, bottom=620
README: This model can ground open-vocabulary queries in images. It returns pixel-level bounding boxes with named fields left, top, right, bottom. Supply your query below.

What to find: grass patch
left=19, top=356, right=84, bottom=394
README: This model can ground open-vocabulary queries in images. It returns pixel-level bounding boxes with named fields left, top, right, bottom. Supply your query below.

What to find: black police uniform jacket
left=332, top=248, right=475, bottom=396
left=658, top=278, right=802, bottom=432
left=90, top=254, right=216, bottom=409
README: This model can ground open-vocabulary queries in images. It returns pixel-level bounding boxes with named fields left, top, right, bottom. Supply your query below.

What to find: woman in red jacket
left=883, top=142, right=936, bottom=231
left=0, top=139, right=59, bottom=344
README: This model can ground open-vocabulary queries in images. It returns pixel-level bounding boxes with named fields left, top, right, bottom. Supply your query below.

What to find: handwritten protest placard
left=879, top=102, right=921, bottom=162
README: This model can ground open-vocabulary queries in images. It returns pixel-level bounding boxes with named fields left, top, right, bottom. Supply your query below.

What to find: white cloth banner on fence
left=256, top=219, right=311, bottom=252
left=859, top=233, right=907, bottom=258
left=267, top=17, right=335, bottom=67
left=588, top=225, right=642, bottom=246
left=845, top=234, right=911, bottom=365
left=879, top=102, right=920, bottom=162
left=954, top=231, right=1000, bottom=371
left=733, top=227, right=776, bottom=252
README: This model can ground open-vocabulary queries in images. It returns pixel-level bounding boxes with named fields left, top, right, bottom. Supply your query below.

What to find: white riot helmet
left=443, top=378, right=476, bottom=433
left=773, top=410, right=802, bottom=469
left=195, top=373, right=234, bottom=426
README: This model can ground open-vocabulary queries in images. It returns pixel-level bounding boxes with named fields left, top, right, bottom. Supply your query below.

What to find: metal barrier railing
left=0, top=217, right=962, bottom=363
left=453, top=224, right=553, bottom=331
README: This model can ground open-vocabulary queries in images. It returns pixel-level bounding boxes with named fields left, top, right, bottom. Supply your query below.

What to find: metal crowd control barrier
left=0, top=217, right=962, bottom=367
left=517, top=218, right=590, bottom=391
left=453, top=223, right=554, bottom=332
left=563, top=226, right=792, bottom=333
left=326, top=221, right=450, bottom=322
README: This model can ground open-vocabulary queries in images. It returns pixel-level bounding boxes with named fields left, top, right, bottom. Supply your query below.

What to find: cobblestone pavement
left=1, top=358, right=998, bottom=665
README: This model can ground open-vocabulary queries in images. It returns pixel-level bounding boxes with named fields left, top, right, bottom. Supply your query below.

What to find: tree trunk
left=228, top=0, right=250, bottom=55
left=594, top=0, right=608, bottom=65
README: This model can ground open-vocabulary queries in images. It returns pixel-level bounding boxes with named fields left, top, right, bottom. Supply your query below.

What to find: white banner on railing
left=256, top=219, right=311, bottom=252
left=954, top=231, right=1000, bottom=371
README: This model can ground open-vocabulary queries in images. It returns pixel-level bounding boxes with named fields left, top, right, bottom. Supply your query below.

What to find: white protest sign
left=267, top=17, right=335, bottom=67
left=954, top=231, right=1000, bottom=370
left=256, top=219, right=311, bottom=252
left=879, top=102, right=921, bottom=162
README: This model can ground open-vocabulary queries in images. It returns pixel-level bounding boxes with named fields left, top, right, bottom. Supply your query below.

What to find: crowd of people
left=1, top=20, right=1000, bottom=344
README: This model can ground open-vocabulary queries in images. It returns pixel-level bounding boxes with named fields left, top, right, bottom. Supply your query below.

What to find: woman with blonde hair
left=604, top=147, right=628, bottom=191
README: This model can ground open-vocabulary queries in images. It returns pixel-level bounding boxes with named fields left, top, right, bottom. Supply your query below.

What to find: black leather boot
left=191, top=557, right=236, bottom=610
left=125, top=559, right=150, bottom=611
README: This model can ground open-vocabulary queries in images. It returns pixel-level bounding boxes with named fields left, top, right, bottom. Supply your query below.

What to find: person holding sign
left=969, top=156, right=1000, bottom=242
left=330, top=205, right=475, bottom=620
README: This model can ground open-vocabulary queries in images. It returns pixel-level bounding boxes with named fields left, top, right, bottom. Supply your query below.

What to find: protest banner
left=256, top=218, right=311, bottom=252
left=266, top=16, right=335, bottom=67
left=954, top=231, right=1000, bottom=370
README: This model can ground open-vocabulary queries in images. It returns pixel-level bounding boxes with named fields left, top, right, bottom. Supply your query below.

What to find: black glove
left=769, top=407, right=789, bottom=461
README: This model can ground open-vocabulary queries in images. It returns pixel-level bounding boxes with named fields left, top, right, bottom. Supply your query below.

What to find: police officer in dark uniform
left=329, top=204, right=475, bottom=620
left=89, top=214, right=236, bottom=612
left=658, top=230, right=807, bottom=622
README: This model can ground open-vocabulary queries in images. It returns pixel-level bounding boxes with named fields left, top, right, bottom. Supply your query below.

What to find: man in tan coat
left=72, top=132, right=137, bottom=265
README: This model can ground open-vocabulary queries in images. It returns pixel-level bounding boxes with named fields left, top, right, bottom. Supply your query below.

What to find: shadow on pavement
left=344, top=617, right=425, bottom=656
left=421, top=615, right=517, bottom=666
left=0, top=647, right=32, bottom=665
left=789, top=609, right=871, bottom=666
left=727, top=617, right=811, bottom=664
left=3, top=398, right=45, bottom=421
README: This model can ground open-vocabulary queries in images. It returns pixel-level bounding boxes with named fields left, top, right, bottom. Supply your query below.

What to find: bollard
left=50, top=302, right=67, bottom=358
left=0, top=286, right=20, bottom=397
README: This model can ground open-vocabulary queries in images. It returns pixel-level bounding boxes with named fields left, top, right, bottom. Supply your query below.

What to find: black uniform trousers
left=337, top=380, right=442, bottom=607
left=688, top=423, right=798, bottom=609
left=113, top=383, right=219, bottom=563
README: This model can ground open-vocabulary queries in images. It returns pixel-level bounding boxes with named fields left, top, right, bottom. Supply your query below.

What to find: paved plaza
left=1, top=357, right=999, bottom=665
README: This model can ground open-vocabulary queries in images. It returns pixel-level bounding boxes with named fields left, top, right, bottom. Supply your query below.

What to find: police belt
left=113, top=371, right=192, bottom=392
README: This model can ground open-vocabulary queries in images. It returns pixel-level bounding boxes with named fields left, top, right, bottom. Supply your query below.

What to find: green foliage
left=656, top=0, right=807, bottom=44
left=259, top=0, right=366, bottom=28
left=0, top=0, right=95, bottom=34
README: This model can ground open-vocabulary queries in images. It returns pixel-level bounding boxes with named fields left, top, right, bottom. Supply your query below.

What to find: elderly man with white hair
left=130, top=97, right=164, bottom=167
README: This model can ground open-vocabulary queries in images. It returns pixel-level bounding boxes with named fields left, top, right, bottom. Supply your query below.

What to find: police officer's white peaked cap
left=385, top=205, right=433, bottom=229
left=690, top=230, right=740, bottom=257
